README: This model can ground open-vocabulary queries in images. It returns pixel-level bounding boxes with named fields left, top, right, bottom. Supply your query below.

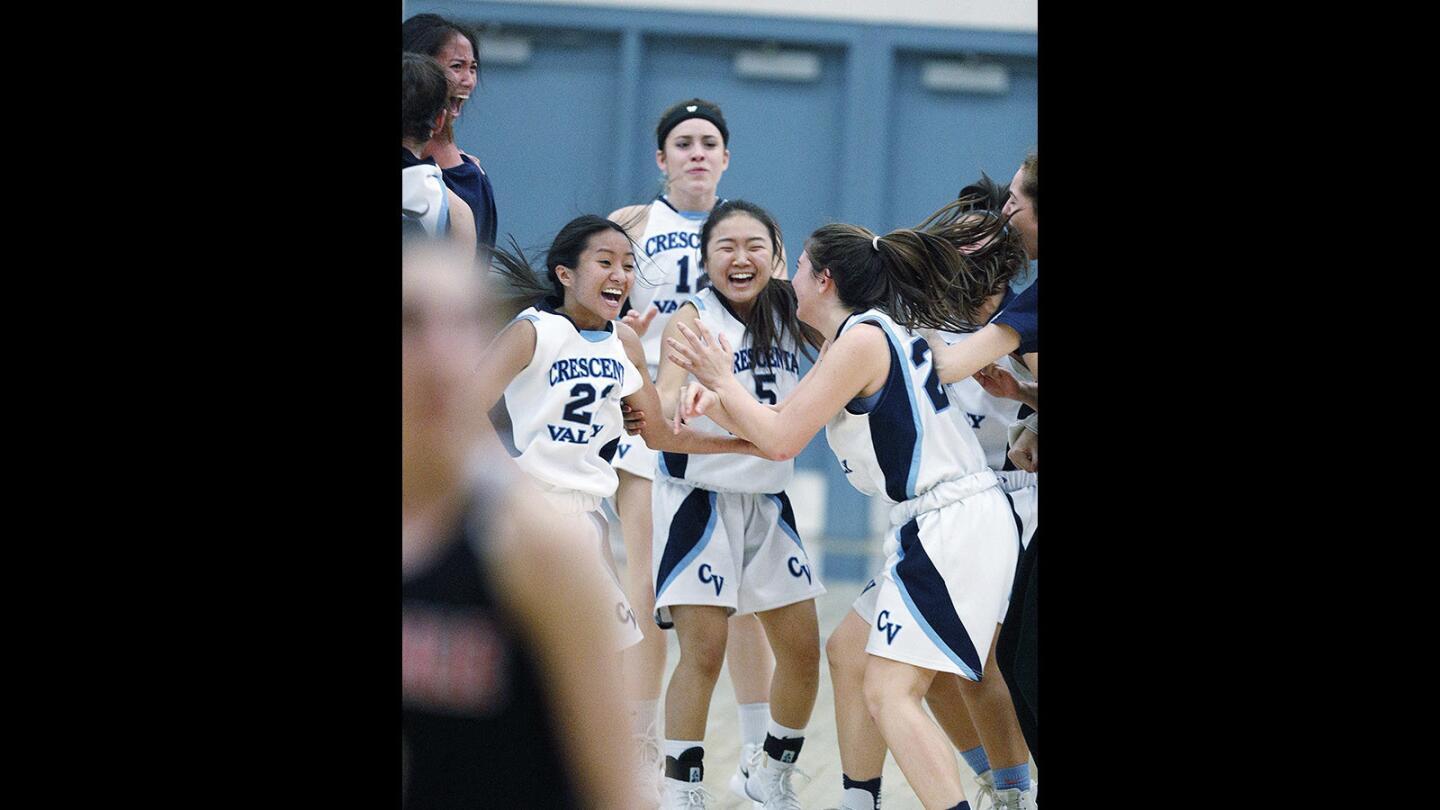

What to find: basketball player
left=606, top=98, right=783, bottom=798
left=819, top=187, right=1037, bottom=810
left=476, top=215, right=778, bottom=669
left=644, top=200, right=827, bottom=810
left=668, top=208, right=1024, bottom=810
left=402, top=242, right=632, bottom=809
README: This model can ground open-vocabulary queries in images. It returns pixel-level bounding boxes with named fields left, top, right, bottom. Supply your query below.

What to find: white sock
left=766, top=718, right=806, bottom=741
left=840, top=786, right=880, bottom=810
left=662, top=738, right=705, bottom=785
left=763, top=718, right=806, bottom=766
left=663, top=738, right=704, bottom=761
left=738, top=701, right=769, bottom=748
left=631, top=698, right=660, bottom=737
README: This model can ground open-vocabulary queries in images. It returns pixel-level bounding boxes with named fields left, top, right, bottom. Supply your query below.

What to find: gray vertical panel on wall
left=613, top=28, right=644, bottom=207
left=837, top=29, right=892, bottom=231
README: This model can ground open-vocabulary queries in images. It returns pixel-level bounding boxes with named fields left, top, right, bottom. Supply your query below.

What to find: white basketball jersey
left=401, top=163, right=449, bottom=237
left=502, top=306, right=644, bottom=502
left=631, top=196, right=720, bottom=372
left=935, top=331, right=1024, bottom=469
left=657, top=288, right=801, bottom=493
left=825, top=309, right=990, bottom=504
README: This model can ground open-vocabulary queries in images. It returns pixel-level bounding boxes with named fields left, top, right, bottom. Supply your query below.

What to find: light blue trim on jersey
left=659, top=195, right=712, bottom=221
left=654, top=491, right=720, bottom=599
left=767, top=494, right=804, bottom=551
left=890, top=527, right=981, bottom=680
left=437, top=182, right=450, bottom=236
left=579, top=329, right=612, bottom=343
left=683, top=293, right=707, bottom=311
left=657, top=451, right=671, bottom=478
left=514, top=312, right=540, bottom=325
left=857, top=315, right=925, bottom=500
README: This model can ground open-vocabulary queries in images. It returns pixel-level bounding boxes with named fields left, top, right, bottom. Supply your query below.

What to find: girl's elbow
left=762, top=439, right=801, bottom=462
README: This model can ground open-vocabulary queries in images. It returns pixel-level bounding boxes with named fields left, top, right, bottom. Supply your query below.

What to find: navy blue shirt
left=441, top=156, right=498, bottom=256
left=991, top=275, right=1037, bottom=354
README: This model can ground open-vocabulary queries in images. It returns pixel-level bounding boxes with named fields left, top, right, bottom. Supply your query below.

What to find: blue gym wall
left=402, top=0, right=1036, bottom=554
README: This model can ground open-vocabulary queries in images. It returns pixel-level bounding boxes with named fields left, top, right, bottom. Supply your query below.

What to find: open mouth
left=600, top=287, right=624, bottom=307
left=448, top=94, right=468, bottom=117
left=728, top=272, right=755, bottom=288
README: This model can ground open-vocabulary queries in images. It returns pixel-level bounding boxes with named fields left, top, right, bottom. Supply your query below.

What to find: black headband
left=656, top=100, right=729, bottom=150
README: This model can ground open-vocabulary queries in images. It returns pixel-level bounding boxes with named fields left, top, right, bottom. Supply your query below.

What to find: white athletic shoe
left=661, top=778, right=713, bottom=810
left=728, top=743, right=765, bottom=809
left=973, top=770, right=1037, bottom=810
left=992, top=786, right=1034, bottom=810
left=743, top=752, right=806, bottom=810
left=973, top=770, right=999, bottom=810
left=634, top=732, right=663, bottom=807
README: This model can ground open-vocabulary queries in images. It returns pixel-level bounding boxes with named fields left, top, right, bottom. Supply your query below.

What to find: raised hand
left=621, top=304, right=660, bottom=338
left=667, top=320, right=735, bottom=390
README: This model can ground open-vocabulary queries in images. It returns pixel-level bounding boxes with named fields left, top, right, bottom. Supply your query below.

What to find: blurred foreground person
left=402, top=242, right=633, bottom=809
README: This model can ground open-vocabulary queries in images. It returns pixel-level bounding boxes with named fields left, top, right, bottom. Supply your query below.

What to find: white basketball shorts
left=856, top=484, right=1020, bottom=680
left=651, top=477, right=826, bottom=628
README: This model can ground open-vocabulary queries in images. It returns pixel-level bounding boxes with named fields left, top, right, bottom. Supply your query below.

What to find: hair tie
left=872, top=235, right=880, bottom=252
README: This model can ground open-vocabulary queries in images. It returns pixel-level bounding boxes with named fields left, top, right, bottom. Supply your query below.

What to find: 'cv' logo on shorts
left=698, top=563, right=724, bottom=596
left=840, top=459, right=854, bottom=474
left=876, top=609, right=902, bottom=644
left=787, top=556, right=812, bottom=584
left=616, top=601, right=637, bottom=628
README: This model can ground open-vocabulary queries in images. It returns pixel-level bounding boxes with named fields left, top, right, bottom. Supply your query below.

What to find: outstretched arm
left=669, top=319, right=888, bottom=461
left=926, top=322, right=1021, bottom=385
left=616, top=322, right=771, bottom=459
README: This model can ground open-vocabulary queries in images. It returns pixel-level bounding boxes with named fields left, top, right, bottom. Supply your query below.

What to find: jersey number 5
left=909, top=338, right=949, bottom=413
left=753, top=371, right=778, bottom=405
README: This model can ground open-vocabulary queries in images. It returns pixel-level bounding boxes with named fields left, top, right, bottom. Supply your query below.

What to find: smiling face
left=656, top=118, right=729, bottom=201
left=703, top=212, right=774, bottom=315
left=557, top=228, right=636, bottom=328
left=434, top=32, right=477, bottom=120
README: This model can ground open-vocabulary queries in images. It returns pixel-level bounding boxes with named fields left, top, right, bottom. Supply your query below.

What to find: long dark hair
left=401, top=13, right=481, bottom=78
left=804, top=197, right=1022, bottom=332
left=914, top=193, right=1032, bottom=327
left=487, top=216, right=636, bottom=321
left=698, top=200, right=822, bottom=360
left=402, top=14, right=481, bottom=144
left=401, top=53, right=448, bottom=143
left=956, top=171, right=1009, bottom=213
